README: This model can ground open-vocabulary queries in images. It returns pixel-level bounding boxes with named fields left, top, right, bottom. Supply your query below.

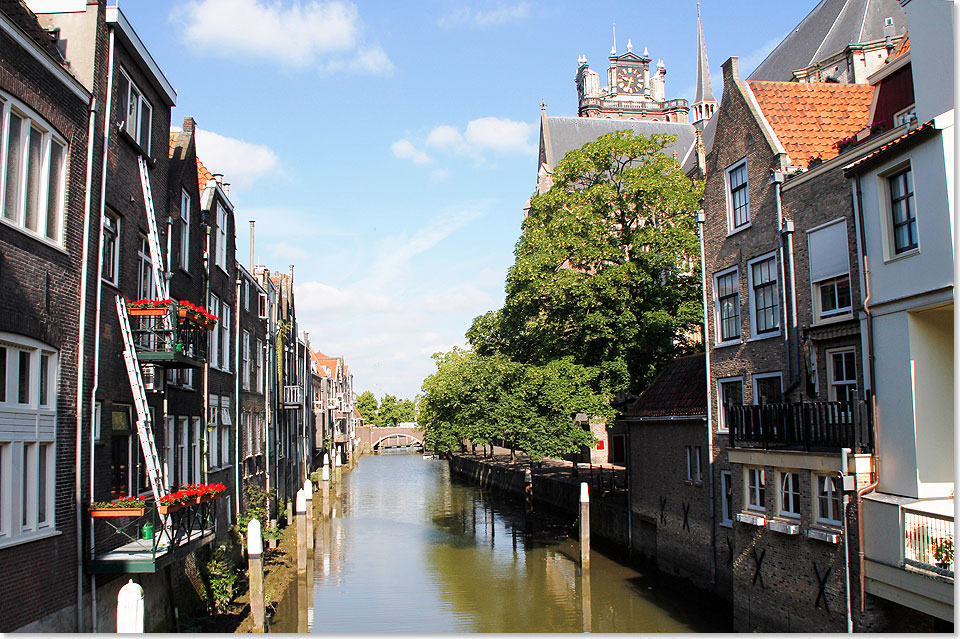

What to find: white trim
left=752, top=371, right=783, bottom=404
left=105, top=7, right=176, bottom=106
left=713, top=265, right=741, bottom=345
left=0, top=13, right=89, bottom=102
left=717, top=376, right=743, bottom=434
left=741, top=80, right=789, bottom=160
left=778, top=470, right=801, bottom=519
left=746, top=251, right=781, bottom=339
left=0, top=526, right=61, bottom=550
left=725, top=157, right=751, bottom=231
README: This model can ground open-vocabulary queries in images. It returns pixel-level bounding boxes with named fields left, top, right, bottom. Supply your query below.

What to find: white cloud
left=175, top=0, right=392, bottom=72
left=464, top=117, right=536, bottom=154
left=421, top=285, right=492, bottom=312
left=438, top=2, right=531, bottom=28
left=295, top=281, right=391, bottom=313
left=425, top=125, right=463, bottom=149
left=193, top=128, right=280, bottom=190
left=391, top=139, right=432, bottom=164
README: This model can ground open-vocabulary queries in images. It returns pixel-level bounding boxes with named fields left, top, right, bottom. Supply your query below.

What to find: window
left=779, top=471, right=801, bottom=518
left=894, top=105, right=916, bottom=126
left=727, top=159, right=750, bottom=229
left=109, top=405, right=131, bottom=498
left=220, top=396, right=231, bottom=467
left=717, top=377, right=743, bottom=433
left=117, top=68, right=152, bottom=153
left=242, top=331, right=250, bottom=391
left=827, top=349, right=857, bottom=403
left=748, top=254, right=779, bottom=335
left=714, top=268, right=740, bottom=343
left=163, top=416, right=174, bottom=490
left=208, top=395, right=220, bottom=468
left=753, top=373, right=782, bottom=405
left=191, top=417, right=201, bottom=483
left=1, top=95, right=67, bottom=244
left=177, top=417, right=189, bottom=486
left=215, top=202, right=227, bottom=271
left=746, top=467, right=765, bottom=511
left=255, top=339, right=264, bottom=394
left=208, top=294, right=220, bottom=369
left=136, top=236, right=154, bottom=300
left=889, top=168, right=917, bottom=254
left=685, top=446, right=702, bottom=482
left=720, top=471, right=734, bottom=526
left=102, top=211, right=120, bottom=285
left=220, top=305, right=231, bottom=372
left=808, top=220, right=852, bottom=321
left=244, top=280, right=250, bottom=312
left=816, top=474, right=843, bottom=524
left=179, top=189, right=190, bottom=271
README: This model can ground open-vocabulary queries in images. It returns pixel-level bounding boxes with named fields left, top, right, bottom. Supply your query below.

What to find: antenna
left=611, top=23, right=617, bottom=54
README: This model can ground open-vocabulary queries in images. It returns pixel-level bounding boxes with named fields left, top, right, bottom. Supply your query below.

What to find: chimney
left=212, top=173, right=223, bottom=185
left=223, top=182, right=230, bottom=196
left=250, top=220, right=255, bottom=270
left=182, top=116, right=196, bottom=133
left=722, top=57, right=739, bottom=85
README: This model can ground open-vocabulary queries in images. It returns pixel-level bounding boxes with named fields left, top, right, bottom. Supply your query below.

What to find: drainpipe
left=235, top=277, right=241, bottom=519
left=89, top=25, right=116, bottom=632
left=202, top=223, right=211, bottom=482
left=697, top=210, right=717, bottom=585
left=853, top=174, right=880, bottom=615
left=771, top=171, right=793, bottom=384
left=74, top=96, right=98, bottom=633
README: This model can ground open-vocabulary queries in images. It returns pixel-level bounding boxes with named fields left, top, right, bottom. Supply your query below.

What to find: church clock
left=617, top=66, right=641, bottom=94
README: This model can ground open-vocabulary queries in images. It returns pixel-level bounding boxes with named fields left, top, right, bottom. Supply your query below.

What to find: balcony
left=283, top=384, right=303, bottom=407
left=85, top=498, right=217, bottom=574
left=129, top=300, right=214, bottom=368
left=727, top=395, right=873, bottom=453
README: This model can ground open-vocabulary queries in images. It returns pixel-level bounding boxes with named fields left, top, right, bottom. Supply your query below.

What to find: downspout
left=853, top=173, right=880, bottom=615
left=697, top=210, right=717, bottom=585
left=75, top=96, right=98, bottom=633
left=264, top=339, right=271, bottom=507
left=235, top=276, right=241, bottom=519
left=841, top=447, right=853, bottom=633
left=771, top=171, right=792, bottom=383
left=90, top=26, right=116, bottom=632
left=202, top=221, right=211, bottom=482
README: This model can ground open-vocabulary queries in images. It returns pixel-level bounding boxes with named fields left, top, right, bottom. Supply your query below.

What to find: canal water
left=270, top=452, right=730, bottom=633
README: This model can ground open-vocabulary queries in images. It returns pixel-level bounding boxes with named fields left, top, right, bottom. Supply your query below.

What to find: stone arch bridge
left=356, top=424, right=425, bottom=453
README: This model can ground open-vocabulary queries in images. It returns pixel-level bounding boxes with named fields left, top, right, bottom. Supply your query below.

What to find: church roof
left=541, top=116, right=696, bottom=170
left=748, top=0, right=906, bottom=82
left=622, top=353, right=706, bottom=420
left=747, top=80, right=875, bottom=166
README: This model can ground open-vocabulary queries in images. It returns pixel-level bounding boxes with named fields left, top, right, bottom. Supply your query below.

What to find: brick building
left=236, top=262, right=268, bottom=511
left=0, top=2, right=92, bottom=632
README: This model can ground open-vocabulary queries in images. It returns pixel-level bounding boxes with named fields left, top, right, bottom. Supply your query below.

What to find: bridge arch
left=372, top=433, right=423, bottom=449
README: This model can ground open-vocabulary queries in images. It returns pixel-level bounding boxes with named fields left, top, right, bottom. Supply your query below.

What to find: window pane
left=4, top=113, right=23, bottom=220
left=45, top=140, right=64, bottom=240
left=0, top=346, right=6, bottom=402
left=18, top=350, right=30, bottom=404
left=24, top=127, right=42, bottom=232
left=139, top=101, right=151, bottom=150
left=38, top=443, right=47, bottom=523
left=22, top=443, right=30, bottom=526
left=39, top=353, right=49, bottom=406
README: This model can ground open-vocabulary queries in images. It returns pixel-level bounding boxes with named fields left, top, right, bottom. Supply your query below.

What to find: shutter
left=807, top=221, right=849, bottom=283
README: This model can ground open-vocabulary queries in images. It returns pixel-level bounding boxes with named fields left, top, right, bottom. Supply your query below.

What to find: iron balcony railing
left=283, top=384, right=303, bottom=407
left=130, top=301, right=211, bottom=367
left=727, top=393, right=873, bottom=453
left=904, top=507, right=954, bottom=578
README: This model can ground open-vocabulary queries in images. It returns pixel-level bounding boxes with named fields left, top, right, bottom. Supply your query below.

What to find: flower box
left=129, top=307, right=168, bottom=317
left=89, top=507, right=147, bottom=518
left=157, top=502, right=184, bottom=515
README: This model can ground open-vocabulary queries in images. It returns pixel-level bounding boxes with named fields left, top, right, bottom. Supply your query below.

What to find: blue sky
left=116, top=0, right=815, bottom=401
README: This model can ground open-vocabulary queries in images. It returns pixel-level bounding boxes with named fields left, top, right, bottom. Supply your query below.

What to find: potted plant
left=263, top=525, right=282, bottom=549
left=127, top=298, right=172, bottom=317
left=932, top=536, right=953, bottom=569
left=89, top=496, right=147, bottom=517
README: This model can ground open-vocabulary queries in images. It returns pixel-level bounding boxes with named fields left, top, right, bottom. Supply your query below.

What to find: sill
left=885, top=247, right=920, bottom=264
left=720, top=520, right=733, bottom=529
left=811, top=312, right=853, bottom=327
left=100, top=278, right=120, bottom=292
left=0, top=527, right=61, bottom=549
left=767, top=518, right=801, bottom=535
left=726, top=222, right=752, bottom=238
left=117, top=126, right=153, bottom=162
left=684, top=479, right=704, bottom=487
left=737, top=512, right=766, bottom=526
left=178, top=268, right=192, bottom=277
left=0, top=216, right=68, bottom=255
left=747, top=330, right=781, bottom=342
left=714, top=338, right=742, bottom=349
left=807, top=527, right=842, bottom=544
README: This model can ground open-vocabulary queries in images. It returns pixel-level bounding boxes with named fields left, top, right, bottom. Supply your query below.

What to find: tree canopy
left=358, top=391, right=417, bottom=426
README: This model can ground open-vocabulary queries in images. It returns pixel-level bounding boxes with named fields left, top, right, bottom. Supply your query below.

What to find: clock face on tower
left=617, top=66, right=640, bottom=93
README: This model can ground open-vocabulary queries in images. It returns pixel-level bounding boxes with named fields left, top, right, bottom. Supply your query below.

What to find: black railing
left=131, top=302, right=210, bottom=366
left=727, top=393, right=873, bottom=453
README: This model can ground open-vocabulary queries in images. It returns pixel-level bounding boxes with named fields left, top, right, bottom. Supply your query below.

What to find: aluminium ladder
left=116, top=295, right=167, bottom=502
left=138, top=155, right=168, bottom=301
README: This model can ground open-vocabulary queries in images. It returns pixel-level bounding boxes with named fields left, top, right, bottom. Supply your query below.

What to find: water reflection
left=270, top=453, right=728, bottom=633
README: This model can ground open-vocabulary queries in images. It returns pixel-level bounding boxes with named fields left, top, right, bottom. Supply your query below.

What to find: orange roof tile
left=891, top=32, right=909, bottom=59
left=169, top=131, right=178, bottom=158
left=196, top=156, right=214, bottom=189
left=748, top=81, right=875, bottom=167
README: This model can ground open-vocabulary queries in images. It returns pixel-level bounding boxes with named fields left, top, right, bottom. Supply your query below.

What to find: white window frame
left=713, top=266, right=741, bottom=346
left=244, top=280, right=250, bottom=312
left=725, top=158, right=750, bottom=232
left=778, top=471, right=801, bottom=519
left=717, top=376, right=743, bottom=434
left=752, top=372, right=783, bottom=405
left=746, top=252, right=780, bottom=339
left=208, top=293, right=220, bottom=369
left=179, top=189, right=190, bottom=271
left=826, top=348, right=857, bottom=403
left=0, top=94, right=68, bottom=247
left=242, top=331, right=250, bottom=391
left=163, top=416, right=174, bottom=490
left=136, top=235, right=154, bottom=301
left=208, top=395, right=219, bottom=469
left=745, top=467, right=765, bottom=512
left=220, top=396, right=231, bottom=468
left=220, top=305, right=231, bottom=373
left=117, top=67, right=152, bottom=153
left=876, top=160, right=920, bottom=261
left=720, top=471, right=734, bottom=526
left=807, top=219, right=852, bottom=323
left=255, top=339, right=264, bottom=394
left=815, top=473, right=843, bottom=526
left=101, top=210, right=120, bottom=286
left=0, top=334, right=58, bottom=548
left=215, top=202, right=227, bottom=271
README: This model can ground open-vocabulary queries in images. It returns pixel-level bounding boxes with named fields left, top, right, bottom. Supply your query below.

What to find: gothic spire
left=695, top=3, right=715, bottom=104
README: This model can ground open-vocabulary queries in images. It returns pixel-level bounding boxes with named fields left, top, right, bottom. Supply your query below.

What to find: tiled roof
left=1, top=1, right=64, bottom=62
left=748, top=81, right=874, bottom=167
left=622, top=353, right=706, bottom=420
left=196, top=157, right=214, bottom=189
left=168, top=131, right=178, bottom=158
left=891, top=31, right=909, bottom=59
left=843, top=120, right=936, bottom=175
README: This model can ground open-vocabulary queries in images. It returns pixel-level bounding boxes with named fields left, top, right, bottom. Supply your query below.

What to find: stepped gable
left=747, top=80, right=874, bottom=166
left=623, top=353, right=706, bottom=419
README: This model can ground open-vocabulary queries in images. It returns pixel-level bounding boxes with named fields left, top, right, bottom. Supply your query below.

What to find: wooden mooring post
left=303, top=479, right=314, bottom=558
left=321, top=455, right=330, bottom=516
left=296, top=488, right=307, bottom=576
left=247, top=519, right=266, bottom=632
left=579, top=482, right=591, bottom=571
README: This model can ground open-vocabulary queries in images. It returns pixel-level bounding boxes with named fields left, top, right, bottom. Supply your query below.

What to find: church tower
left=691, top=3, right=717, bottom=130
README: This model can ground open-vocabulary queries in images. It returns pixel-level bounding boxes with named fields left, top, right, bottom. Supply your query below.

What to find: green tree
left=478, top=130, right=703, bottom=395
left=356, top=391, right=378, bottom=424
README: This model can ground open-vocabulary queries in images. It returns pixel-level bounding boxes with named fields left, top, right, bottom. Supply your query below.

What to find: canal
left=270, top=452, right=730, bottom=633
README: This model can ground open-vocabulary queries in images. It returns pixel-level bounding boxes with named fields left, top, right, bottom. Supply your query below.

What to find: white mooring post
left=116, top=579, right=144, bottom=633
left=335, top=446, right=343, bottom=482
left=321, top=462, right=330, bottom=517
left=296, top=488, right=307, bottom=576
left=247, top=519, right=265, bottom=633
left=303, top=478, right=314, bottom=557
left=579, top=482, right=591, bottom=571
